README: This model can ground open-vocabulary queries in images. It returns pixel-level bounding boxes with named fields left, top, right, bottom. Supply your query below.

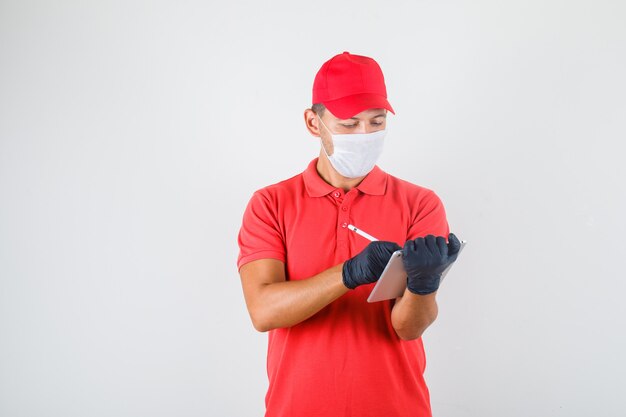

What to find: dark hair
left=311, top=103, right=326, bottom=116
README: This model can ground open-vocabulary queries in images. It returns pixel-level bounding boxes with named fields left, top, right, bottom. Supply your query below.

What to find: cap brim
left=322, top=93, right=395, bottom=119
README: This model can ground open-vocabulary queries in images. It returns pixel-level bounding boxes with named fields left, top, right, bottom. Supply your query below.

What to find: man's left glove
left=402, top=233, right=461, bottom=295
left=342, top=241, right=402, bottom=289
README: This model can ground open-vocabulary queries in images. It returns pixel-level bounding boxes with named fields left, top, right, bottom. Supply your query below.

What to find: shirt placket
left=333, top=189, right=356, bottom=257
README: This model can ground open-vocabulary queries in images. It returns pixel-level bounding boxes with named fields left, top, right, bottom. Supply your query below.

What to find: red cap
left=312, top=51, right=395, bottom=119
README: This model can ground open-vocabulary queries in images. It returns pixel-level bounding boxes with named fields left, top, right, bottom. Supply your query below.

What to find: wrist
left=406, top=286, right=438, bottom=296
left=341, top=260, right=356, bottom=289
left=407, top=274, right=440, bottom=295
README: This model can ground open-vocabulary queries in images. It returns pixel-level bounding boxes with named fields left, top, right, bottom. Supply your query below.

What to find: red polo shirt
left=237, top=158, right=449, bottom=417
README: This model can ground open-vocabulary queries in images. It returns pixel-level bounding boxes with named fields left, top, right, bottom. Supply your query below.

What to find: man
left=237, top=51, right=460, bottom=417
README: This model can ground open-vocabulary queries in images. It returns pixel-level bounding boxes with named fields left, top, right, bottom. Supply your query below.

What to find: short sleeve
left=406, top=190, right=450, bottom=240
left=237, top=190, right=286, bottom=271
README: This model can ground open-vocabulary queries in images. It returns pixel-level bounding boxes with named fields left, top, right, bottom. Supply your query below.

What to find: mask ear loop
left=317, top=115, right=334, bottom=158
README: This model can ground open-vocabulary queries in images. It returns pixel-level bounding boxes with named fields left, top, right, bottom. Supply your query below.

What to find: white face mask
left=317, top=115, right=386, bottom=179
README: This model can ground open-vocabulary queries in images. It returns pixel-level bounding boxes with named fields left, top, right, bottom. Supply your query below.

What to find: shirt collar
left=302, top=158, right=388, bottom=197
left=356, top=165, right=388, bottom=196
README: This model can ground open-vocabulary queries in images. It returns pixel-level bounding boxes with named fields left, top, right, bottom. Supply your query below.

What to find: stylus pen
left=347, top=224, right=379, bottom=242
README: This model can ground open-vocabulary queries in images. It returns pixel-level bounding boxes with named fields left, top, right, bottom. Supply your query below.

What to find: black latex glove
left=342, top=241, right=402, bottom=289
left=402, top=233, right=461, bottom=295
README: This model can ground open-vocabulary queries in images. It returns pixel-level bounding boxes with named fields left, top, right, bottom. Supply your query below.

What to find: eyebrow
left=348, top=113, right=387, bottom=120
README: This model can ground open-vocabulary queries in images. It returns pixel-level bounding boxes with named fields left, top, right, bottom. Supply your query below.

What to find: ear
left=304, top=108, right=321, bottom=137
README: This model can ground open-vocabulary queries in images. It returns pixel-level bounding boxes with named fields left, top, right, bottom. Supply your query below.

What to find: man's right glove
left=402, top=233, right=461, bottom=295
left=342, top=241, right=401, bottom=289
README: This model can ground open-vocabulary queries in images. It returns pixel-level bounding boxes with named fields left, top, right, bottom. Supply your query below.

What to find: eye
left=341, top=123, right=358, bottom=128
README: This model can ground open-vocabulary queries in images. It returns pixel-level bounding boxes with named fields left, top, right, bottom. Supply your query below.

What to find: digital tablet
left=367, top=241, right=467, bottom=303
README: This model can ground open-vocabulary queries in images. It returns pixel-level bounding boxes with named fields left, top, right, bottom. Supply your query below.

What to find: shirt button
left=333, top=191, right=341, bottom=198
left=341, top=222, right=348, bottom=228
left=341, top=206, right=348, bottom=211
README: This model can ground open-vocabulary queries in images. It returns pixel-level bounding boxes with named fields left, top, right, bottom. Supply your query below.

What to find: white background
left=1, top=1, right=625, bottom=416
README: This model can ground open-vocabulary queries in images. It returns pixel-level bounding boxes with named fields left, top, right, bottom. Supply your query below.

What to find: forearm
left=250, top=264, right=349, bottom=331
left=391, top=290, right=439, bottom=340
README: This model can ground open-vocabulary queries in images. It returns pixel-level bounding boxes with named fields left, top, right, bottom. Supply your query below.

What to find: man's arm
left=390, top=291, right=438, bottom=340
left=239, top=241, right=400, bottom=332
left=390, top=234, right=461, bottom=340
left=239, top=259, right=349, bottom=332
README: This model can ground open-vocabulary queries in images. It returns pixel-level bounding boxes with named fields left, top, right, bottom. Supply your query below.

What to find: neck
left=316, top=151, right=365, bottom=192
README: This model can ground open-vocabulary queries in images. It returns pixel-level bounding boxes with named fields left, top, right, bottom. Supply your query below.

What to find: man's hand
left=342, top=241, right=402, bottom=289
left=402, top=233, right=461, bottom=295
